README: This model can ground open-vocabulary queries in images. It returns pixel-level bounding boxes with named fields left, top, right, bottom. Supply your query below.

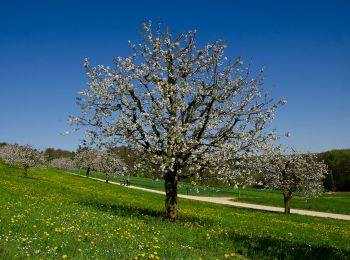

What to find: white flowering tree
left=256, top=146, right=328, bottom=213
left=50, top=157, right=75, bottom=170
left=74, top=149, right=99, bottom=177
left=0, top=144, right=44, bottom=177
left=71, top=22, right=285, bottom=221
left=94, top=151, right=126, bottom=183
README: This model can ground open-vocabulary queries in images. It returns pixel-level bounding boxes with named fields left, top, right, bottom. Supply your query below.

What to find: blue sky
left=0, top=0, right=349, bottom=152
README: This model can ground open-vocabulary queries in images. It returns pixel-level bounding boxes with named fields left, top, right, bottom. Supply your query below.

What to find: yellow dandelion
left=62, top=254, right=68, bottom=259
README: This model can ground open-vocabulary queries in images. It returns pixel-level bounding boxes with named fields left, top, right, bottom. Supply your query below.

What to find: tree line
left=319, top=149, right=350, bottom=191
left=2, top=141, right=347, bottom=192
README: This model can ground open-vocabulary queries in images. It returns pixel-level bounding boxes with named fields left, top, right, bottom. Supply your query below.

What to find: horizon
left=0, top=0, right=349, bottom=152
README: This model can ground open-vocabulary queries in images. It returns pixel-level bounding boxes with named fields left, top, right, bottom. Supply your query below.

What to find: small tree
left=71, top=22, right=285, bottom=221
left=0, top=144, right=44, bottom=177
left=74, top=149, right=99, bottom=177
left=50, top=157, right=75, bottom=170
left=94, top=151, right=126, bottom=183
left=257, top=147, right=328, bottom=214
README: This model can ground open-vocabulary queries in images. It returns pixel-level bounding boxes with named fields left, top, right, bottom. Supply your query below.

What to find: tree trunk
left=23, top=166, right=28, bottom=177
left=86, top=166, right=90, bottom=177
left=165, top=171, right=178, bottom=222
left=283, top=191, right=292, bottom=214
left=105, top=173, right=108, bottom=183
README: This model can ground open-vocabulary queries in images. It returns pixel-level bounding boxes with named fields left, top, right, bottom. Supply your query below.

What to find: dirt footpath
left=71, top=173, right=350, bottom=221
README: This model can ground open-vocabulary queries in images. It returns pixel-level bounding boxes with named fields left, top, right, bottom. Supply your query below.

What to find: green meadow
left=73, top=170, right=350, bottom=215
left=1, top=162, right=350, bottom=259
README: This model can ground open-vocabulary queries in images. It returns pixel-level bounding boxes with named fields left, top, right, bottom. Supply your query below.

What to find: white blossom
left=70, top=22, right=286, bottom=220
left=50, top=157, right=75, bottom=170
left=0, top=144, right=44, bottom=177
left=94, top=151, right=127, bottom=182
left=74, top=149, right=99, bottom=171
left=249, top=145, right=328, bottom=213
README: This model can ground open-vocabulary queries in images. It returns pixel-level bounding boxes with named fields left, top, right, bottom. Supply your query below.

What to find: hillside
left=1, top=162, right=350, bottom=259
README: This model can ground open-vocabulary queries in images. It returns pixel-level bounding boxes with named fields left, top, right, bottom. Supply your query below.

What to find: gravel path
left=71, top=173, right=350, bottom=221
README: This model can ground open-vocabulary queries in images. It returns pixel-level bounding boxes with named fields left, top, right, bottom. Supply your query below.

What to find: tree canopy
left=71, top=22, right=285, bottom=221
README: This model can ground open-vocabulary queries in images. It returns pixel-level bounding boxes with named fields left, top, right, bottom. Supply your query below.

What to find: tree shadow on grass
left=225, top=230, right=350, bottom=260
left=78, top=199, right=216, bottom=226
left=76, top=200, right=350, bottom=259
left=80, top=200, right=164, bottom=218
left=17, top=175, right=47, bottom=181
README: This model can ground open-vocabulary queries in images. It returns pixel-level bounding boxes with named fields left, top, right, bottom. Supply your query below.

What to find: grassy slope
left=72, top=169, right=350, bottom=215
left=1, top=163, right=350, bottom=259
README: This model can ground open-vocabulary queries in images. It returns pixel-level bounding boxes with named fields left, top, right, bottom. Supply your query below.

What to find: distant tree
left=256, top=147, right=328, bottom=214
left=71, top=22, right=285, bottom=221
left=50, top=157, right=75, bottom=170
left=110, top=146, right=135, bottom=174
left=318, top=149, right=350, bottom=191
left=44, top=148, right=75, bottom=161
left=0, top=144, right=44, bottom=177
left=74, top=149, right=99, bottom=177
left=94, top=151, right=127, bottom=183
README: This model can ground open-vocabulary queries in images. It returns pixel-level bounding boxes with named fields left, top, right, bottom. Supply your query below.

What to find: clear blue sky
left=0, top=0, right=349, bottom=152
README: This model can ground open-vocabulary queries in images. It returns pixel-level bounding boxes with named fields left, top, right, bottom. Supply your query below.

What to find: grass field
left=72, top=169, right=350, bottom=215
left=1, top=163, right=350, bottom=259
